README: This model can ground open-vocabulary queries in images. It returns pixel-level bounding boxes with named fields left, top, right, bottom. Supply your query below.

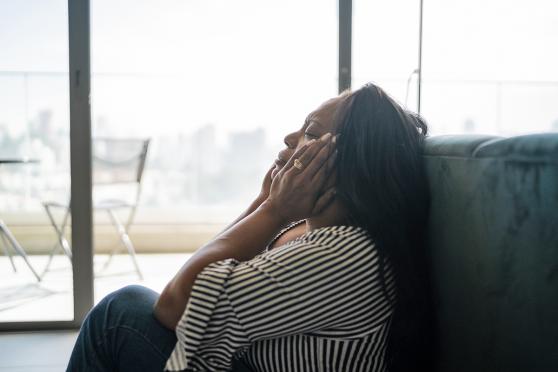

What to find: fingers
left=295, top=133, right=332, bottom=172
left=312, top=186, right=336, bottom=215
left=304, top=137, right=335, bottom=181
left=280, top=132, right=337, bottom=194
left=270, top=132, right=338, bottom=220
left=264, top=163, right=275, bottom=179
left=286, top=133, right=332, bottom=178
left=310, top=147, right=337, bottom=189
left=280, top=139, right=316, bottom=175
left=326, top=148, right=338, bottom=177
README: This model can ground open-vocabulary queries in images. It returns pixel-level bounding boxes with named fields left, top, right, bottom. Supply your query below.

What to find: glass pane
left=353, top=0, right=421, bottom=110
left=0, top=0, right=73, bottom=321
left=422, top=0, right=558, bottom=135
left=90, top=0, right=337, bottom=300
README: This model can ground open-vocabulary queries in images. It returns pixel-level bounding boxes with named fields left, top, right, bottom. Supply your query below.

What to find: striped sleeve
left=165, top=225, right=393, bottom=371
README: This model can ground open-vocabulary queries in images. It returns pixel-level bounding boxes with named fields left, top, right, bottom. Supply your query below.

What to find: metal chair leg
left=40, top=242, right=60, bottom=279
left=101, top=242, right=121, bottom=271
left=58, top=208, right=72, bottom=261
left=44, top=204, right=73, bottom=261
left=0, top=220, right=41, bottom=282
left=0, top=230, right=17, bottom=272
left=102, top=205, right=137, bottom=271
left=107, top=209, right=143, bottom=280
left=41, top=204, right=73, bottom=279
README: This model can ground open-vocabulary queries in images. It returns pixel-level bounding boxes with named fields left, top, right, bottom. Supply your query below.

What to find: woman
left=67, top=83, right=433, bottom=372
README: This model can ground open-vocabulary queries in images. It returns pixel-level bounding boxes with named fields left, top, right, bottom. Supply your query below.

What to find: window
left=91, top=0, right=338, bottom=228
left=353, top=0, right=421, bottom=111
left=1, top=0, right=556, bottom=327
left=0, top=0, right=74, bottom=322
left=421, top=0, right=558, bottom=135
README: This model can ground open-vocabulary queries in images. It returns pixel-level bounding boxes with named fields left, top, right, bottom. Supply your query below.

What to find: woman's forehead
left=306, top=96, right=343, bottom=130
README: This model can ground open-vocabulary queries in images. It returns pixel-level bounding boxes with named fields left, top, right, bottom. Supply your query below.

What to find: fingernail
left=321, top=132, right=332, bottom=141
left=332, top=135, right=337, bottom=144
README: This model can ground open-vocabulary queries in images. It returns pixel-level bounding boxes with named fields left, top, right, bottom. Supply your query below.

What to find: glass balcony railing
left=2, top=70, right=558, bottom=256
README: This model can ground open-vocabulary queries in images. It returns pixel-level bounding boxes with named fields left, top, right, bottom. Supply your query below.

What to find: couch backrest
left=424, top=134, right=558, bottom=371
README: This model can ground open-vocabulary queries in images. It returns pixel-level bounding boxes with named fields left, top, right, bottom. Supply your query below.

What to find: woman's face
left=272, top=96, right=342, bottom=179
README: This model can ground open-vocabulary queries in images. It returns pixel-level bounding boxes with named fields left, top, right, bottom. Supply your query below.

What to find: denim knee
left=87, top=285, right=156, bottom=329
left=108, top=285, right=153, bottom=306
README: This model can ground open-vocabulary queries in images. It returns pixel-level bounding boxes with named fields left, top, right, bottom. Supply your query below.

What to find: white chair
left=0, top=219, right=41, bottom=281
left=41, top=138, right=150, bottom=280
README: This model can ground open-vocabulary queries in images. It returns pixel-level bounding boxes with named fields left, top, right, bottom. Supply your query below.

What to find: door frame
left=0, top=0, right=93, bottom=332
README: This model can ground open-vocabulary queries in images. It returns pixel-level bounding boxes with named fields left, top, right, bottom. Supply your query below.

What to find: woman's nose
left=284, top=131, right=299, bottom=149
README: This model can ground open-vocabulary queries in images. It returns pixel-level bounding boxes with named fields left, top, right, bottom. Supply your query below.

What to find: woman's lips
left=277, top=149, right=292, bottom=166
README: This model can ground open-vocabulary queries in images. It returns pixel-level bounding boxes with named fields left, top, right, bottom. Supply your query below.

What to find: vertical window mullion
left=339, top=0, right=352, bottom=93
left=417, top=0, right=424, bottom=114
left=68, top=0, right=94, bottom=324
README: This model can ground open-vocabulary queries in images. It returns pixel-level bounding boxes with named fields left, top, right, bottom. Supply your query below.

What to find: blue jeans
left=67, top=285, right=254, bottom=371
left=67, top=285, right=177, bottom=371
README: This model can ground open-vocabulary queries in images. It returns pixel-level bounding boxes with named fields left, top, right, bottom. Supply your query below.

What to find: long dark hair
left=334, top=83, right=433, bottom=371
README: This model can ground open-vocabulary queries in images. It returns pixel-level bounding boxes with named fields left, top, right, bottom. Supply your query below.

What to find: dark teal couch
left=424, top=134, right=558, bottom=371
left=233, top=133, right=557, bottom=372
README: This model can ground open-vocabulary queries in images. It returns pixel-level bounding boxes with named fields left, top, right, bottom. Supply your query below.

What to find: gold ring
left=293, top=158, right=304, bottom=170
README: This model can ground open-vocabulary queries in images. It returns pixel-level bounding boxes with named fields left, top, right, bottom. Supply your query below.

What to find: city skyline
left=2, top=0, right=558, bottom=216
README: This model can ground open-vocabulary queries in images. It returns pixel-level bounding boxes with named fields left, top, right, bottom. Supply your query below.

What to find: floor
left=0, top=331, right=78, bottom=372
left=0, top=253, right=192, bottom=371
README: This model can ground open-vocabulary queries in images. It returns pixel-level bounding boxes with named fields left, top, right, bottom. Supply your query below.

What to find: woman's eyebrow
left=307, top=118, right=324, bottom=128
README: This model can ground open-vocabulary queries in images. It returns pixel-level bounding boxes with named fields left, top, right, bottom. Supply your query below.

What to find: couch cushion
left=423, top=134, right=501, bottom=157
left=423, top=133, right=558, bottom=372
left=473, top=133, right=558, bottom=161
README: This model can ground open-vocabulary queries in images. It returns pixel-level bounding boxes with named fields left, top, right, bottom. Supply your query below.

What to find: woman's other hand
left=264, top=132, right=337, bottom=225
left=257, top=164, right=275, bottom=203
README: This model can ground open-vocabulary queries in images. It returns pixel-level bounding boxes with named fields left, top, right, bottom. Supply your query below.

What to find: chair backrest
left=92, top=138, right=150, bottom=186
left=423, top=133, right=558, bottom=371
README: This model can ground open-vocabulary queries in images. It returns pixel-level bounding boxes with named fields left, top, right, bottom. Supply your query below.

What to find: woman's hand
left=256, top=164, right=275, bottom=203
left=264, top=132, right=337, bottom=225
left=157, top=135, right=336, bottom=330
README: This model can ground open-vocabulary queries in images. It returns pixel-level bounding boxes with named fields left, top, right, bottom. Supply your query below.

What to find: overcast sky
left=1, top=0, right=557, bottom=139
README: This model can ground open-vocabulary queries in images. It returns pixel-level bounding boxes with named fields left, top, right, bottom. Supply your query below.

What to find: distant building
left=225, top=128, right=267, bottom=174
left=463, top=118, right=476, bottom=133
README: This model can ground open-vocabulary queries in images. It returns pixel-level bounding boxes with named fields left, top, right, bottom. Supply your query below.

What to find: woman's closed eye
left=304, top=131, right=320, bottom=140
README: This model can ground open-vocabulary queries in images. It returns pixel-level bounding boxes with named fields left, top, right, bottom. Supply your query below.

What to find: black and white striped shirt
left=165, top=225, right=395, bottom=371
